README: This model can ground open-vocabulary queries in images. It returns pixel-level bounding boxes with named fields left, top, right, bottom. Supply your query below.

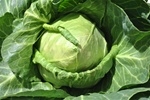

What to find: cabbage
left=0, top=0, right=150, bottom=99
left=33, top=13, right=109, bottom=88
left=37, top=13, right=107, bottom=72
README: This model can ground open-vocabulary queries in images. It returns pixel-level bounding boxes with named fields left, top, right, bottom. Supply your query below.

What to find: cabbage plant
left=33, top=13, right=108, bottom=88
left=0, top=0, right=150, bottom=100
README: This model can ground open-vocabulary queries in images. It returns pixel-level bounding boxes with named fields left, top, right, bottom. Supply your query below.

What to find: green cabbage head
left=33, top=13, right=108, bottom=88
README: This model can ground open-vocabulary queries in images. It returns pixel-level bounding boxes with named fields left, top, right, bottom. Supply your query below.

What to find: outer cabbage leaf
left=54, top=0, right=106, bottom=27
left=111, top=0, right=150, bottom=31
left=1, top=0, right=54, bottom=85
left=64, top=87, right=150, bottom=100
left=100, top=35, right=150, bottom=93
left=53, top=0, right=86, bottom=12
left=0, top=0, right=37, bottom=18
left=0, top=13, right=14, bottom=61
left=0, top=0, right=36, bottom=60
left=72, top=0, right=107, bottom=27
left=0, top=61, right=69, bottom=99
left=99, top=0, right=150, bottom=93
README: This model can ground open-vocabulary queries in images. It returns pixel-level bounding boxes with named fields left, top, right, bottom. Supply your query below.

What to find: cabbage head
left=33, top=13, right=108, bottom=88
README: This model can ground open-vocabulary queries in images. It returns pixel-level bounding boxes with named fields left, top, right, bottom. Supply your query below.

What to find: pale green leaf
left=0, top=61, right=59, bottom=99
left=64, top=87, right=150, bottom=100
left=1, top=0, right=54, bottom=83
left=100, top=0, right=150, bottom=93
left=0, top=0, right=37, bottom=18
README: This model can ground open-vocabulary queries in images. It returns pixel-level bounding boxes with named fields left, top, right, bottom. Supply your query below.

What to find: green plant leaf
left=101, top=35, right=150, bottom=93
left=0, top=13, right=14, bottom=61
left=8, top=89, right=69, bottom=99
left=64, top=87, right=150, bottom=100
left=0, top=0, right=37, bottom=18
left=54, top=0, right=86, bottom=12
left=73, top=0, right=107, bottom=27
left=53, top=0, right=107, bottom=27
left=111, top=0, right=150, bottom=31
left=100, top=0, right=150, bottom=93
left=0, top=60, right=69, bottom=99
left=1, top=0, right=54, bottom=85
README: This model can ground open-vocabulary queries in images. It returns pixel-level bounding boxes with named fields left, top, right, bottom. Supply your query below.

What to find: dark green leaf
left=73, top=0, right=107, bottom=27
left=54, top=0, right=86, bottom=12
left=0, top=13, right=14, bottom=61
left=111, top=0, right=150, bottom=31
left=11, top=89, right=69, bottom=98
left=54, top=0, right=106, bottom=27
